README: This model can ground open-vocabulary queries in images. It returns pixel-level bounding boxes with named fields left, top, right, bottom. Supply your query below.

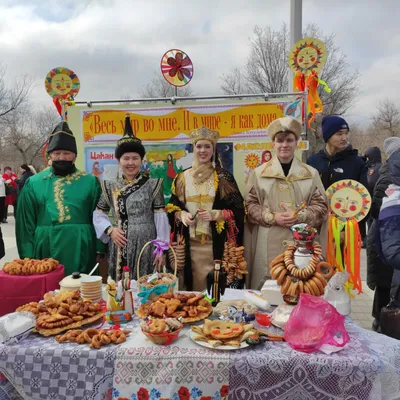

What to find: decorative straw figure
left=106, top=277, right=123, bottom=313
left=122, top=266, right=134, bottom=315
left=206, top=260, right=226, bottom=306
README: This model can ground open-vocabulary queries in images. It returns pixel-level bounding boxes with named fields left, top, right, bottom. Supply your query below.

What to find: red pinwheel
left=161, top=49, right=194, bottom=87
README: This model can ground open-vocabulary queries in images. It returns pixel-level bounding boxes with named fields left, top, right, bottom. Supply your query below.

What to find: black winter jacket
left=307, top=145, right=368, bottom=190
left=367, top=164, right=393, bottom=290
left=365, top=146, right=382, bottom=195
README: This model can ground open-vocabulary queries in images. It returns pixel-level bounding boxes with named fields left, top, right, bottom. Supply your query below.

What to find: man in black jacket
left=362, top=147, right=383, bottom=247
left=365, top=147, right=382, bottom=195
left=367, top=137, right=400, bottom=331
left=307, top=116, right=368, bottom=189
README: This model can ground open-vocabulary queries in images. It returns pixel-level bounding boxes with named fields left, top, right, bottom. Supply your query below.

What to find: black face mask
left=52, top=160, right=75, bottom=176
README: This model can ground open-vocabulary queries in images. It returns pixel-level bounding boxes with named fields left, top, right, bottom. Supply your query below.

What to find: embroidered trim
left=53, top=170, right=87, bottom=223
left=214, top=170, right=219, bottom=192
left=166, top=204, right=182, bottom=213
left=216, top=220, right=225, bottom=233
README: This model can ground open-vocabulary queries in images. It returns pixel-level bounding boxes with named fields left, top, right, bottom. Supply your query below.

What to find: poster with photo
left=84, top=143, right=233, bottom=201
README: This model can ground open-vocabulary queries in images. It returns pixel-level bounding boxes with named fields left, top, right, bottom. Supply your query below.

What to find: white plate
left=189, top=326, right=249, bottom=351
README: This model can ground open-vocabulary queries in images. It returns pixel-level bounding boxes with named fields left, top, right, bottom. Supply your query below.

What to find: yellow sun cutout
left=245, top=153, right=260, bottom=170
left=288, top=37, right=327, bottom=75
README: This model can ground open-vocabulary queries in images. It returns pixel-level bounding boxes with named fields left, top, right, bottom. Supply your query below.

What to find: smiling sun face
left=245, top=153, right=260, bottom=170
left=288, top=38, right=327, bottom=75
left=51, top=74, right=73, bottom=95
left=297, top=47, right=319, bottom=70
left=330, top=188, right=362, bottom=219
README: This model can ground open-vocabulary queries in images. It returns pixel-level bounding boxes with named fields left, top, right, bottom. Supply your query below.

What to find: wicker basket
left=137, top=241, right=178, bottom=302
left=141, top=324, right=183, bottom=345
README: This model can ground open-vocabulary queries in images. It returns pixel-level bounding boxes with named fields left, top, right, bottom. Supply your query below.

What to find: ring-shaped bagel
left=316, top=261, right=335, bottom=280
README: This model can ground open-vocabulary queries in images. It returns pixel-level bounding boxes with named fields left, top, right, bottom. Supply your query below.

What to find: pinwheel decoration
left=161, top=49, right=194, bottom=87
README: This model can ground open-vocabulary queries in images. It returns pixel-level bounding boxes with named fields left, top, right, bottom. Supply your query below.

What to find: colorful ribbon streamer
left=151, top=239, right=170, bottom=257
left=294, top=71, right=330, bottom=127
left=137, top=284, right=173, bottom=303
left=327, top=214, right=362, bottom=295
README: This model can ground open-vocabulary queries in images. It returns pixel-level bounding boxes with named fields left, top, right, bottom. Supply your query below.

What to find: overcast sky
left=1, top=0, right=399, bottom=126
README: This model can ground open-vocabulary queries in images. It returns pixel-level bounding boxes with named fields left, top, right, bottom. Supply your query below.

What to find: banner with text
left=81, top=100, right=303, bottom=143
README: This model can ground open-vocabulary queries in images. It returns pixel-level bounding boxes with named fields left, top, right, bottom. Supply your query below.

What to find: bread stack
left=222, top=243, right=248, bottom=284
left=168, top=243, right=185, bottom=272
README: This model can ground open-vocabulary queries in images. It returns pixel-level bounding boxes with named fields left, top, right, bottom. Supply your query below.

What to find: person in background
left=2, top=167, right=18, bottom=223
left=16, top=121, right=104, bottom=276
left=16, top=164, right=35, bottom=195
left=245, top=117, right=328, bottom=289
left=376, top=148, right=400, bottom=311
left=365, top=146, right=382, bottom=194
left=167, top=126, right=245, bottom=291
left=362, top=146, right=383, bottom=248
left=93, top=115, right=169, bottom=281
left=0, top=171, right=5, bottom=225
left=307, top=116, right=368, bottom=189
left=367, top=137, right=400, bottom=331
left=307, top=115, right=368, bottom=243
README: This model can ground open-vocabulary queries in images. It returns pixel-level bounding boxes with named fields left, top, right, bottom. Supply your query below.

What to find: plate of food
left=189, top=319, right=256, bottom=350
left=136, top=292, right=212, bottom=324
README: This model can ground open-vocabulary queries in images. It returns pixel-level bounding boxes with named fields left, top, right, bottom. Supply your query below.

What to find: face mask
left=52, top=160, right=75, bottom=176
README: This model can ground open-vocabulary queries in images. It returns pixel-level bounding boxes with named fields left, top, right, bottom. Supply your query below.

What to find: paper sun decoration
left=45, top=67, right=79, bottom=120
left=288, top=38, right=330, bottom=127
left=325, top=180, right=371, bottom=295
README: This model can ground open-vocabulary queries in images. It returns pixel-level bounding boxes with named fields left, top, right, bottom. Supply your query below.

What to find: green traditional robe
left=16, top=167, right=102, bottom=276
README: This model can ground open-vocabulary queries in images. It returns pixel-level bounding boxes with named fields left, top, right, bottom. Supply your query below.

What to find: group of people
left=0, top=164, right=36, bottom=260
left=10, top=113, right=399, bottom=332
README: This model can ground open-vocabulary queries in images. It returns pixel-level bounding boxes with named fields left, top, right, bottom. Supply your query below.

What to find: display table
left=0, top=266, right=65, bottom=317
left=0, top=289, right=400, bottom=400
left=0, top=331, right=116, bottom=400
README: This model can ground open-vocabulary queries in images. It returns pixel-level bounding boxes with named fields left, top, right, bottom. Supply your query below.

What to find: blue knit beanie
left=322, top=116, right=350, bottom=143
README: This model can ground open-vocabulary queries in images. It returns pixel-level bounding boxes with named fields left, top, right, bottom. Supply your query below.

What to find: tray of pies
left=3, top=258, right=60, bottom=275
left=136, top=292, right=213, bottom=324
left=16, top=290, right=104, bottom=336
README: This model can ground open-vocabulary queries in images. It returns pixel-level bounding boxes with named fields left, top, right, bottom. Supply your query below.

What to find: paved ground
left=0, top=217, right=375, bottom=330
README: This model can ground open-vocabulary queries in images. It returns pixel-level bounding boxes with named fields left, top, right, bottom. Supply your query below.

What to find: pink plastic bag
left=284, top=294, right=350, bottom=353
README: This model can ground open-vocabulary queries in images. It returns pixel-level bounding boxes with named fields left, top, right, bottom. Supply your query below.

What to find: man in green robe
left=16, top=121, right=104, bottom=276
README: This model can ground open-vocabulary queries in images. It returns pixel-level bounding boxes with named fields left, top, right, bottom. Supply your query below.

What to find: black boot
left=372, top=319, right=380, bottom=332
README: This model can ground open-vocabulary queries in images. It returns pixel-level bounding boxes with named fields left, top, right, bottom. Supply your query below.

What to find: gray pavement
left=0, top=217, right=375, bottom=330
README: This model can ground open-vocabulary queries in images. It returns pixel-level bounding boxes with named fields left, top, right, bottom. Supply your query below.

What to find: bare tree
left=140, top=71, right=194, bottom=98
left=219, top=23, right=360, bottom=153
left=0, top=64, right=34, bottom=119
left=0, top=105, right=59, bottom=167
left=220, top=68, right=245, bottom=95
left=373, top=99, right=400, bottom=137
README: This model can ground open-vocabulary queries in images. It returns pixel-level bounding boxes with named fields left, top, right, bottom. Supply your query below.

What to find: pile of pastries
left=140, top=317, right=182, bottom=334
left=136, top=292, right=212, bottom=323
left=56, top=327, right=130, bottom=349
left=16, top=291, right=103, bottom=336
left=138, top=273, right=176, bottom=288
left=222, top=243, right=248, bottom=285
left=3, top=258, right=59, bottom=275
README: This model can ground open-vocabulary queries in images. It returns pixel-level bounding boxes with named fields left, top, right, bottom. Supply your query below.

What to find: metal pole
left=74, top=91, right=307, bottom=106
left=289, top=0, right=302, bottom=92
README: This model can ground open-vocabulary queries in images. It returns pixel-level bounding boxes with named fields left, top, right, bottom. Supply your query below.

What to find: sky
left=0, top=0, right=399, bottom=126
